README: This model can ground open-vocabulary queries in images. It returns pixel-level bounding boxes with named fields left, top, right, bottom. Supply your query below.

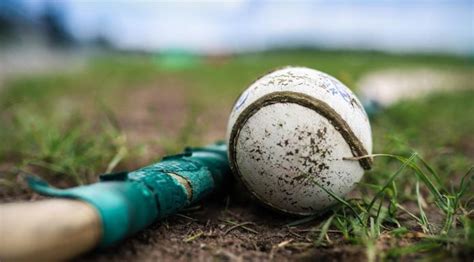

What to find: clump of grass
left=310, top=153, right=473, bottom=261
left=0, top=105, right=129, bottom=187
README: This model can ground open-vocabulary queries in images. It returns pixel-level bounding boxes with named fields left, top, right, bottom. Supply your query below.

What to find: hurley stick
left=0, top=143, right=231, bottom=261
left=0, top=199, right=101, bottom=261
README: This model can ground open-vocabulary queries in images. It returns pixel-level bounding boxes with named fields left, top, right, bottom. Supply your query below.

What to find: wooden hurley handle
left=0, top=199, right=102, bottom=261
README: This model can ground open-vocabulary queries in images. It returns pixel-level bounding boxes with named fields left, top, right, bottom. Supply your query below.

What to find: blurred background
left=1, top=1, right=473, bottom=53
left=1, top=1, right=472, bottom=78
left=0, top=0, right=472, bottom=188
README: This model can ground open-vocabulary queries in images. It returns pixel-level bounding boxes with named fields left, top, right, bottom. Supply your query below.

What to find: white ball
left=226, top=66, right=373, bottom=215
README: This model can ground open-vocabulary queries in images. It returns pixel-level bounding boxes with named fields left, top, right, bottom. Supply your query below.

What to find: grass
left=0, top=50, right=472, bottom=259
left=312, top=152, right=473, bottom=260
left=0, top=105, right=129, bottom=186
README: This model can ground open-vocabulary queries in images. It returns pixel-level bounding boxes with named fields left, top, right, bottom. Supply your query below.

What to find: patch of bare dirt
left=114, top=78, right=188, bottom=144
left=197, top=101, right=232, bottom=144
left=110, top=78, right=232, bottom=166
left=77, top=183, right=342, bottom=262
left=108, top=77, right=191, bottom=166
left=357, top=68, right=473, bottom=107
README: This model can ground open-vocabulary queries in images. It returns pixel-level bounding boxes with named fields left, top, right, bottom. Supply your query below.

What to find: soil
left=78, top=185, right=332, bottom=262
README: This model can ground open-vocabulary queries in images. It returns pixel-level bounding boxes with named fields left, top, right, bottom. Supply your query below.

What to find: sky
left=15, top=0, right=474, bottom=55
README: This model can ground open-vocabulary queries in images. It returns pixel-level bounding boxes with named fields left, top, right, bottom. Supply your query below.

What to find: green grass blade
left=314, top=181, right=364, bottom=225
left=366, top=153, right=417, bottom=214
left=416, top=180, right=431, bottom=234
left=315, top=214, right=335, bottom=246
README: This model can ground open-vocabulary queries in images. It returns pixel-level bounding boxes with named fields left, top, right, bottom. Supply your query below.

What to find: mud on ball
left=226, top=66, right=373, bottom=215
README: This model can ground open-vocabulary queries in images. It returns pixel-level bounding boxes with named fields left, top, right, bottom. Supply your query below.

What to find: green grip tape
left=28, top=142, right=231, bottom=247
left=27, top=177, right=157, bottom=247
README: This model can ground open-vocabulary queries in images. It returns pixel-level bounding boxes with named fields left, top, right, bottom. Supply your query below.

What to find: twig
left=269, top=239, right=293, bottom=260
left=221, top=220, right=258, bottom=235
left=183, top=230, right=204, bottom=242
left=176, top=213, right=197, bottom=221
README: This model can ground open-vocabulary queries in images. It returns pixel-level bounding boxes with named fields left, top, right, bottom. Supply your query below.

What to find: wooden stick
left=0, top=199, right=102, bottom=261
